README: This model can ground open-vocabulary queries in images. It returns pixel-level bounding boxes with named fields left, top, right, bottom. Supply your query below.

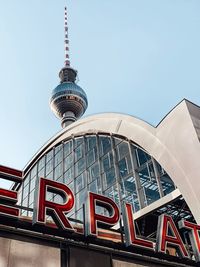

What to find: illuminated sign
left=0, top=165, right=200, bottom=262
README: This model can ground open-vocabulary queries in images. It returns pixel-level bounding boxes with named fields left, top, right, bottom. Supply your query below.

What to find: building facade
left=0, top=6, right=200, bottom=267
left=1, top=101, right=200, bottom=267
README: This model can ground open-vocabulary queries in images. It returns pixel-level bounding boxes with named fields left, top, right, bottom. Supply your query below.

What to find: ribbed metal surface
left=50, top=98, right=85, bottom=118
left=51, top=82, right=87, bottom=103
left=50, top=81, right=88, bottom=120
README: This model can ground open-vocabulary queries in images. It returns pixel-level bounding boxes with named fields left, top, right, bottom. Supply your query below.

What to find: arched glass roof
left=19, top=133, right=176, bottom=222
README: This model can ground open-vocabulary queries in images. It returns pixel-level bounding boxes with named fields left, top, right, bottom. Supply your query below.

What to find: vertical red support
left=156, top=214, right=189, bottom=258
left=122, top=203, right=154, bottom=250
left=179, top=219, right=200, bottom=262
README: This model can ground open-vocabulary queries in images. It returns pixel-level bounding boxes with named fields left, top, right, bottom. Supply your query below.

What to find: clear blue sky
left=0, top=0, right=200, bottom=179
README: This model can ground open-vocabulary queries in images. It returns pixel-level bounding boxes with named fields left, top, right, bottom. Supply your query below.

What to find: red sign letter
left=122, top=203, right=154, bottom=250
left=0, top=188, right=19, bottom=218
left=33, top=178, right=75, bottom=231
left=179, top=219, right=200, bottom=262
left=0, top=165, right=22, bottom=182
left=156, top=214, right=188, bottom=258
left=0, top=165, right=22, bottom=218
left=85, top=192, right=120, bottom=236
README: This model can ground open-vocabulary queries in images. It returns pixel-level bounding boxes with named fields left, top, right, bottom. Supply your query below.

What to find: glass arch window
left=19, top=134, right=176, bottom=221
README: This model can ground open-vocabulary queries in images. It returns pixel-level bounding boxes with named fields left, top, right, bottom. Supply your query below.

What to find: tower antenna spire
left=64, top=6, right=70, bottom=66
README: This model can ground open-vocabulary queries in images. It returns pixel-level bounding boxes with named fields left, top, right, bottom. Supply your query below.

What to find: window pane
left=89, top=180, right=97, bottom=193
left=75, top=172, right=86, bottom=193
left=55, top=144, right=62, bottom=154
left=160, top=173, right=176, bottom=196
left=105, top=185, right=119, bottom=204
left=55, top=149, right=63, bottom=166
left=102, top=154, right=110, bottom=172
left=104, top=167, right=116, bottom=189
left=102, top=153, right=113, bottom=172
left=56, top=176, right=63, bottom=183
left=64, top=167, right=74, bottom=184
left=86, top=136, right=96, bottom=151
left=31, top=165, right=37, bottom=179
left=116, top=142, right=129, bottom=160
left=119, top=158, right=128, bottom=178
left=64, top=153, right=73, bottom=171
left=38, top=156, right=45, bottom=171
left=75, top=158, right=85, bottom=176
left=46, top=158, right=53, bottom=175
left=29, top=190, right=34, bottom=207
left=113, top=137, right=122, bottom=146
left=64, top=141, right=72, bottom=157
left=86, top=147, right=97, bottom=167
left=38, top=167, right=45, bottom=178
left=75, top=144, right=83, bottom=162
left=76, top=208, right=84, bottom=221
left=68, top=181, right=74, bottom=193
left=138, top=165, right=160, bottom=206
left=148, top=162, right=156, bottom=180
left=156, top=162, right=175, bottom=195
left=144, top=185, right=160, bottom=205
left=46, top=171, right=53, bottom=180
left=30, top=176, right=36, bottom=192
left=74, top=137, right=83, bottom=148
left=76, top=189, right=86, bottom=210
left=46, top=150, right=53, bottom=163
left=54, top=162, right=63, bottom=180
left=122, top=176, right=140, bottom=212
left=123, top=176, right=136, bottom=195
left=138, top=165, right=150, bottom=185
left=99, top=136, right=111, bottom=156
left=23, top=183, right=29, bottom=199
left=24, top=174, right=30, bottom=188
left=22, top=196, right=28, bottom=207
left=136, top=148, right=151, bottom=166
left=88, top=163, right=100, bottom=182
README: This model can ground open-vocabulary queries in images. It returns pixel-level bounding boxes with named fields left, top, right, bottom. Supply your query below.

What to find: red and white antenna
left=64, top=7, right=70, bottom=66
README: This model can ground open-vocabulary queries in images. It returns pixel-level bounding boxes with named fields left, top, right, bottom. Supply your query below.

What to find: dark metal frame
left=0, top=212, right=198, bottom=267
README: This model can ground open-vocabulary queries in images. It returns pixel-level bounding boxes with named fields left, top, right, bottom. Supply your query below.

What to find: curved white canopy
left=24, top=99, right=200, bottom=223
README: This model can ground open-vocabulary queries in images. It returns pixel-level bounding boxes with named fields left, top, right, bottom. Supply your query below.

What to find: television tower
left=50, top=7, right=88, bottom=128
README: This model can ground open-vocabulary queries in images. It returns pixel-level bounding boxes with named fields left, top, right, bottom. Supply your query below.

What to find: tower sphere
left=50, top=66, right=88, bottom=128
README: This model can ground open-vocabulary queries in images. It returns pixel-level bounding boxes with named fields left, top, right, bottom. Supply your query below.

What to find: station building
left=0, top=6, right=200, bottom=267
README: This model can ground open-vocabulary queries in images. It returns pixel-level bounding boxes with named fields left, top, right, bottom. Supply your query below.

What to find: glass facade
left=18, top=134, right=176, bottom=222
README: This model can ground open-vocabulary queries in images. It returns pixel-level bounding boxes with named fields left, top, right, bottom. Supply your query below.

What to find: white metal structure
left=24, top=99, right=200, bottom=224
